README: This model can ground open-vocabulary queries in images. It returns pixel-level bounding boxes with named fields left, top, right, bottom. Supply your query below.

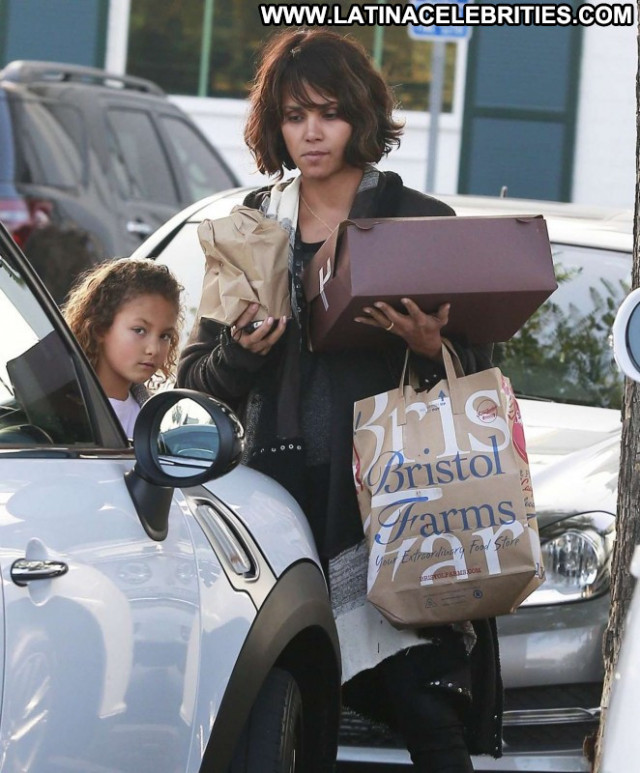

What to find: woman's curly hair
left=62, top=258, right=184, bottom=384
left=245, top=28, right=404, bottom=178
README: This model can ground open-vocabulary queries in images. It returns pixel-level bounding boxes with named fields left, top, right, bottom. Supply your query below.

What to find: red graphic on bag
left=502, top=376, right=528, bottom=464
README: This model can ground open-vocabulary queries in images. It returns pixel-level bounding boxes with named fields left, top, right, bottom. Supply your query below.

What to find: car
left=0, top=60, right=239, bottom=303
left=0, top=222, right=341, bottom=771
left=132, top=186, right=633, bottom=772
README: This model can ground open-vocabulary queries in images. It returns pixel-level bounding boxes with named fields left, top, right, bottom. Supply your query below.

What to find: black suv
left=0, top=60, right=240, bottom=302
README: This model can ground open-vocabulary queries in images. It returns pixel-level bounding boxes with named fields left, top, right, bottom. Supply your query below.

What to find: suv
left=0, top=60, right=239, bottom=302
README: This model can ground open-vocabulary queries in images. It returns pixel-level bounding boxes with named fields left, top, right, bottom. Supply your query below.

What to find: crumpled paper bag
left=195, top=205, right=291, bottom=326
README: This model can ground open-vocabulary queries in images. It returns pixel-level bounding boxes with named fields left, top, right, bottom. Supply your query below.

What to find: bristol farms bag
left=352, top=343, right=545, bottom=628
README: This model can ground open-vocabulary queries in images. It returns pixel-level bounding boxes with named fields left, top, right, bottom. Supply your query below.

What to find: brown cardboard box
left=302, top=215, right=557, bottom=352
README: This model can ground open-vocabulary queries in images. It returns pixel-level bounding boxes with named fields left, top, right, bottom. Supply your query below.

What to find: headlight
left=521, top=512, right=615, bottom=606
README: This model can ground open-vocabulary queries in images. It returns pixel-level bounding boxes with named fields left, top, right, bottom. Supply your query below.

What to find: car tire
left=229, top=668, right=304, bottom=772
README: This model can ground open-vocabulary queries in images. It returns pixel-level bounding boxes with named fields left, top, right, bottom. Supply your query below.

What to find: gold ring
left=385, top=321, right=395, bottom=331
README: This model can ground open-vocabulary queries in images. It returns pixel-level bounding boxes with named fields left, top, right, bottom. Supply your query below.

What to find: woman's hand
left=230, top=303, right=288, bottom=355
left=355, top=298, right=450, bottom=360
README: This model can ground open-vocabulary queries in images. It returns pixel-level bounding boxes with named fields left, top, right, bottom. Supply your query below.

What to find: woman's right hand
left=230, top=303, right=288, bottom=355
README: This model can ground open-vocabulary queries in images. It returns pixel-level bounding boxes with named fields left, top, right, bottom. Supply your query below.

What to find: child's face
left=96, top=293, right=177, bottom=400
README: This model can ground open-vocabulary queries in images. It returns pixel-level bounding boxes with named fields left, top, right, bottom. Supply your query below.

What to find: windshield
left=494, top=243, right=629, bottom=410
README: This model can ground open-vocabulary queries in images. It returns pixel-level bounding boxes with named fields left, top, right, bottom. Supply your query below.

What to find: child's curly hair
left=62, top=258, right=184, bottom=383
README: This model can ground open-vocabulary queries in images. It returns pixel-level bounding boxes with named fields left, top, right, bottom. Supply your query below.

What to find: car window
left=9, top=94, right=84, bottom=188
left=159, top=115, right=234, bottom=200
left=494, top=243, right=629, bottom=410
left=106, top=108, right=179, bottom=206
left=0, top=253, right=95, bottom=446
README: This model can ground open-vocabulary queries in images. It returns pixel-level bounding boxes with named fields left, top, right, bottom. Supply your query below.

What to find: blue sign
left=408, top=0, right=472, bottom=41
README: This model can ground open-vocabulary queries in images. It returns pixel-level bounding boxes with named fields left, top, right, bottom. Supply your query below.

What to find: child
left=63, top=258, right=183, bottom=437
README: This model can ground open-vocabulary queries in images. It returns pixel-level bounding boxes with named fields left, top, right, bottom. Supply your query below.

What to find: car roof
left=440, top=193, right=633, bottom=252
left=133, top=185, right=634, bottom=260
left=0, top=60, right=165, bottom=96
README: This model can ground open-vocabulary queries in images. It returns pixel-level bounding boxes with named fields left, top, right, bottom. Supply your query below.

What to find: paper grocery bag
left=195, top=205, right=291, bottom=326
left=352, top=343, right=545, bottom=628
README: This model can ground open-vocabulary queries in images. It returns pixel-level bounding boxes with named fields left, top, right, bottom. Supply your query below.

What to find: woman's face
left=280, top=86, right=354, bottom=181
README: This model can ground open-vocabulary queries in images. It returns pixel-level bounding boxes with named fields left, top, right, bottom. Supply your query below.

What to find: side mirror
left=125, top=389, right=244, bottom=541
left=613, top=287, right=640, bottom=383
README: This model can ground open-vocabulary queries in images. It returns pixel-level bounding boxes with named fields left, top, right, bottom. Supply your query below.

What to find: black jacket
left=178, top=171, right=492, bottom=558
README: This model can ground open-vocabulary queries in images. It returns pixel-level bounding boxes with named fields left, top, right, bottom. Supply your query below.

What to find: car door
left=155, top=112, right=239, bottom=203
left=0, top=232, right=238, bottom=773
left=103, top=104, right=181, bottom=253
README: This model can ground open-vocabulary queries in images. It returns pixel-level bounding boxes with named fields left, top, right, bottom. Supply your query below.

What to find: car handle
left=126, top=220, right=153, bottom=236
left=10, top=558, right=69, bottom=586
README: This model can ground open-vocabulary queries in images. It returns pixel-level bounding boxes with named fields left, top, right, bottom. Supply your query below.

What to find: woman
left=178, top=28, right=502, bottom=772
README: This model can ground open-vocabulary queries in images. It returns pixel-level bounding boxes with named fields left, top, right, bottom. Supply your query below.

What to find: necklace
left=300, top=193, right=338, bottom=234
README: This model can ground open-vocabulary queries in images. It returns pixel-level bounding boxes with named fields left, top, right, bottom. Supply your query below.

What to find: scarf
left=263, top=175, right=302, bottom=324
left=261, top=166, right=380, bottom=324
left=255, top=168, right=380, bottom=439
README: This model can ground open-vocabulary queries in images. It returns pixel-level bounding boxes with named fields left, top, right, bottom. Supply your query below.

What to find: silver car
left=133, top=188, right=632, bottom=773
left=0, top=223, right=341, bottom=771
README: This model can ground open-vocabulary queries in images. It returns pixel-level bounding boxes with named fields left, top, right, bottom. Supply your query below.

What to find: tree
left=592, top=22, right=640, bottom=770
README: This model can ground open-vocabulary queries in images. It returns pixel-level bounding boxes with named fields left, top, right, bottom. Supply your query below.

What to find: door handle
left=11, top=558, right=69, bottom=586
left=126, top=220, right=153, bottom=237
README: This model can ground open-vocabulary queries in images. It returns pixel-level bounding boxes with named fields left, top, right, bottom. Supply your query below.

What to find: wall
left=104, top=1, right=636, bottom=209
left=171, top=95, right=465, bottom=193
left=105, top=0, right=131, bottom=74
left=571, top=23, right=637, bottom=209
left=1, top=0, right=109, bottom=68
left=174, top=23, right=637, bottom=210
left=171, top=38, right=470, bottom=195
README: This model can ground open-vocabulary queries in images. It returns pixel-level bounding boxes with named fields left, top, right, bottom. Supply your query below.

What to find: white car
left=0, top=223, right=340, bottom=771
left=132, top=187, right=632, bottom=772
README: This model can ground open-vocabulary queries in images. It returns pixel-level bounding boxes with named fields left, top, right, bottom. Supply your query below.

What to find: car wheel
left=229, top=668, right=304, bottom=772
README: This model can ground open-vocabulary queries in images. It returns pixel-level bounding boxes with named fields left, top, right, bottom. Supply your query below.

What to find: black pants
left=380, top=644, right=474, bottom=773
